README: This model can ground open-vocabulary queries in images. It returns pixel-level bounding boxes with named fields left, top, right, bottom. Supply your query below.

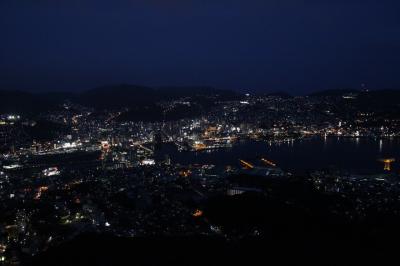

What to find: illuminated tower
left=379, top=158, right=395, bottom=171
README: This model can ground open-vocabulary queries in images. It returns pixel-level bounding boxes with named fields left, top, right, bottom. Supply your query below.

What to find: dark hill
left=0, top=90, right=69, bottom=116
left=78, top=84, right=157, bottom=109
left=79, top=85, right=239, bottom=109
left=0, top=85, right=238, bottom=117
left=309, top=88, right=360, bottom=97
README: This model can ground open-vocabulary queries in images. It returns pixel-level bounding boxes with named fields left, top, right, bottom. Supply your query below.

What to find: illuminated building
left=379, top=158, right=395, bottom=171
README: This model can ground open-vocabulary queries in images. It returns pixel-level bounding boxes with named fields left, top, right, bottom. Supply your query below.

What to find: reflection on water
left=156, top=137, right=400, bottom=174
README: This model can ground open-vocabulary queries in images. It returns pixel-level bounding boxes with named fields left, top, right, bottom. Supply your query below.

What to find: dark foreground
left=27, top=189, right=400, bottom=266
left=28, top=232, right=397, bottom=266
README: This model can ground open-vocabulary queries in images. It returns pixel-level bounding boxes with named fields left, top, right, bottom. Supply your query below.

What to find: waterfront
left=157, top=137, right=400, bottom=174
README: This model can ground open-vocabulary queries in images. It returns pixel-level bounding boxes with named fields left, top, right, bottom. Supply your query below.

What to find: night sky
left=1, top=0, right=400, bottom=93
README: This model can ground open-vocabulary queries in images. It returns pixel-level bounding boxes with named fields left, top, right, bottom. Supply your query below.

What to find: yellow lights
left=239, top=159, right=254, bottom=169
left=194, top=143, right=207, bottom=151
left=193, top=209, right=203, bottom=217
left=179, top=170, right=192, bottom=177
left=379, top=158, right=395, bottom=171
left=34, top=186, right=49, bottom=200
left=240, top=159, right=254, bottom=169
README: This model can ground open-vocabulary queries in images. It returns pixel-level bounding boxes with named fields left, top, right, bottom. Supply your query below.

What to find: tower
left=379, top=158, right=395, bottom=171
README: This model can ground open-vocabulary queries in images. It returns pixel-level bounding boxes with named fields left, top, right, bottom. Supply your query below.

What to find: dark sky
left=1, top=0, right=400, bottom=93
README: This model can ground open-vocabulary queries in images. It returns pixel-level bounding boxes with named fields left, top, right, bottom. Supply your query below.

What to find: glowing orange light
left=179, top=170, right=192, bottom=177
left=193, top=209, right=203, bottom=217
left=239, top=159, right=254, bottom=169
left=379, top=158, right=395, bottom=171
left=194, top=143, right=207, bottom=151
left=34, top=186, right=48, bottom=200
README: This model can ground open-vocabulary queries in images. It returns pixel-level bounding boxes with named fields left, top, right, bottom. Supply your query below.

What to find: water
left=156, top=137, right=400, bottom=174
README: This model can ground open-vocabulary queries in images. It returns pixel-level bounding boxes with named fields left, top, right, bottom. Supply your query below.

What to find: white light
left=42, top=167, right=60, bottom=176
left=141, top=159, right=155, bottom=165
left=3, top=164, right=21, bottom=169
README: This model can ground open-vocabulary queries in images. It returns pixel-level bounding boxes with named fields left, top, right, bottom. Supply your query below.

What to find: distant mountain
left=308, top=89, right=360, bottom=97
left=307, top=89, right=400, bottom=120
left=157, top=86, right=238, bottom=98
left=79, top=85, right=239, bottom=109
left=355, top=89, right=400, bottom=114
left=78, top=84, right=157, bottom=109
left=0, top=85, right=239, bottom=121
left=0, top=90, right=68, bottom=116
left=2, top=87, right=399, bottom=121
left=264, top=91, right=292, bottom=98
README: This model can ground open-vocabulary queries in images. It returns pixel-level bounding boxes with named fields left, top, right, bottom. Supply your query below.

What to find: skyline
left=0, top=83, right=394, bottom=96
left=1, top=1, right=400, bottom=93
left=2, top=2, right=400, bottom=265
